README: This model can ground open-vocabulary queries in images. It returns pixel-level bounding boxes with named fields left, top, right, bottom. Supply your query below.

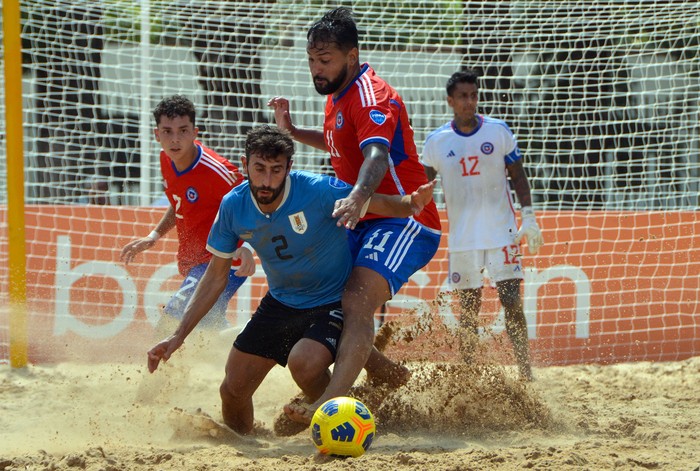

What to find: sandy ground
left=1, top=328, right=699, bottom=471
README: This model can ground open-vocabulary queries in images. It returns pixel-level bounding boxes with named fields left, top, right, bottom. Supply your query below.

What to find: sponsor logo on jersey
left=329, top=177, right=351, bottom=189
left=325, top=337, right=337, bottom=348
left=369, top=110, right=386, bottom=125
left=451, top=272, right=461, bottom=283
left=186, top=186, right=199, bottom=203
left=447, top=150, right=456, bottom=158
left=239, top=231, right=253, bottom=240
left=480, top=142, right=494, bottom=155
left=289, top=211, right=308, bottom=234
left=335, top=111, right=344, bottom=129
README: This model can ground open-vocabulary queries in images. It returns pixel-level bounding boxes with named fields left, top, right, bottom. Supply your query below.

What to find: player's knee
left=288, top=353, right=328, bottom=389
left=219, top=376, right=245, bottom=402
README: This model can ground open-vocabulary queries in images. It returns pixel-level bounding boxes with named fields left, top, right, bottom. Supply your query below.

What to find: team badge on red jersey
left=335, top=111, right=344, bottom=129
left=186, top=186, right=199, bottom=203
left=289, top=211, right=308, bottom=234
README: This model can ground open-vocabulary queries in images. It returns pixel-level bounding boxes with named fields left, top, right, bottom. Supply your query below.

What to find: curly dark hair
left=153, top=95, right=196, bottom=126
left=307, top=7, right=359, bottom=52
left=245, top=125, right=295, bottom=163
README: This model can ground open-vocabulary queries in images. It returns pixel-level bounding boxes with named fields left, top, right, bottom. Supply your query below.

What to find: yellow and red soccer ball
left=310, top=396, right=376, bottom=457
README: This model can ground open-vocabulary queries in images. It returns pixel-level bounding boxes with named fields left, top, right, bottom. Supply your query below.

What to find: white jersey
left=422, top=115, right=522, bottom=251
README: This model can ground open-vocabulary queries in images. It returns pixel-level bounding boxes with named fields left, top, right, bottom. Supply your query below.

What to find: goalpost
left=1, top=0, right=699, bottom=366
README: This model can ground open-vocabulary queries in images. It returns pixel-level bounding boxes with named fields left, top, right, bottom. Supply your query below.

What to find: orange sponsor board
left=0, top=206, right=698, bottom=365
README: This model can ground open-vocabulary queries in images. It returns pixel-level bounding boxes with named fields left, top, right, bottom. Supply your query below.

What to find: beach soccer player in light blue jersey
left=146, top=124, right=435, bottom=435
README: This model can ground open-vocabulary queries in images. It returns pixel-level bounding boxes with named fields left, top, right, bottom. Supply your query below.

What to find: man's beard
left=313, top=66, right=348, bottom=95
left=251, top=183, right=285, bottom=206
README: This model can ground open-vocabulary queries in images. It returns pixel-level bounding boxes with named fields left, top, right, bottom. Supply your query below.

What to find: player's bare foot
left=274, top=394, right=311, bottom=436
left=284, top=402, right=315, bottom=425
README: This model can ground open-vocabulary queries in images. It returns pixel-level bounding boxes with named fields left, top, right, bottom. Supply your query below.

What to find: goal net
left=1, top=0, right=698, bottom=365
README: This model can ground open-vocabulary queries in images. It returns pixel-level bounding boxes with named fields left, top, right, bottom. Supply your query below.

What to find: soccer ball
left=310, top=396, right=376, bottom=457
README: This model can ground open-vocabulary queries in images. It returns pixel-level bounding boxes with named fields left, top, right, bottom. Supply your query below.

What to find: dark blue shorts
left=164, top=263, right=247, bottom=329
left=347, top=218, right=441, bottom=296
left=234, top=292, right=344, bottom=367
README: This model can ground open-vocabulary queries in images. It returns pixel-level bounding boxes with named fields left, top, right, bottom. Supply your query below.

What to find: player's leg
left=286, top=303, right=342, bottom=401
left=357, top=219, right=441, bottom=386
left=163, top=264, right=247, bottom=331
left=343, top=267, right=397, bottom=385
left=220, top=347, right=276, bottom=434
left=455, top=287, right=482, bottom=362
left=449, top=250, right=487, bottom=362
left=487, top=244, right=531, bottom=380
left=495, top=278, right=532, bottom=380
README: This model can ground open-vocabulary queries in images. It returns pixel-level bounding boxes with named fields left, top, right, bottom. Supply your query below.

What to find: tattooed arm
left=332, top=143, right=390, bottom=227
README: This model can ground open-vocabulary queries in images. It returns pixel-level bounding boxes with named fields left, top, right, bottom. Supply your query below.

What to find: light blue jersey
left=207, top=170, right=353, bottom=309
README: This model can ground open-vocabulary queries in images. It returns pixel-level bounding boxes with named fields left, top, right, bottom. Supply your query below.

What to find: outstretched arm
left=334, top=180, right=436, bottom=227
left=267, top=96, right=326, bottom=150
left=120, top=205, right=177, bottom=265
left=147, top=254, right=231, bottom=372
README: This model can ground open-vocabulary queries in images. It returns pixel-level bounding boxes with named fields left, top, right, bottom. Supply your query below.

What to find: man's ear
left=348, top=47, right=359, bottom=68
left=241, top=156, right=248, bottom=175
left=287, top=159, right=294, bottom=174
left=154, top=127, right=160, bottom=143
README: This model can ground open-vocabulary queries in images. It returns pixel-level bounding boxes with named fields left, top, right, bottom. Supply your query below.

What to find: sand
left=1, top=328, right=699, bottom=471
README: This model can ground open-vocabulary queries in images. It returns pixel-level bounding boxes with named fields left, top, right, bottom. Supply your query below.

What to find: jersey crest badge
left=480, top=142, right=494, bottom=155
left=335, top=111, right=344, bottom=129
left=369, top=110, right=386, bottom=125
left=289, top=211, right=308, bottom=234
left=186, top=186, right=199, bottom=203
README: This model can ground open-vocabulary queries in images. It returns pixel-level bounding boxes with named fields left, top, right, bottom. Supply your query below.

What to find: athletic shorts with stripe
left=233, top=292, right=344, bottom=367
left=347, top=217, right=441, bottom=297
left=164, top=262, right=247, bottom=329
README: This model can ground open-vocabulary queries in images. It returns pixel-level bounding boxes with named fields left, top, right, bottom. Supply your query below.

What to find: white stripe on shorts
left=384, top=219, right=421, bottom=272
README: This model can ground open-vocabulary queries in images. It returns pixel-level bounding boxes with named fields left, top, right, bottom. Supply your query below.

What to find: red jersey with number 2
left=323, top=63, right=441, bottom=231
left=160, top=142, right=244, bottom=276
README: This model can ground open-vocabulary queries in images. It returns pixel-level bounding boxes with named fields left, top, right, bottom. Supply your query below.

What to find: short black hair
left=446, top=69, right=480, bottom=96
left=153, top=95, right=196, bottom=126
left=307, top=7, right=359, bottom=52
left=245, top=125, right=295, bottom=163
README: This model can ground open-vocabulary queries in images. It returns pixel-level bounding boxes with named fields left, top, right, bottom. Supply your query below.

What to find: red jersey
left=160, top=142, right=244, bottom=276
left=323, top=63, right=441, bottom=231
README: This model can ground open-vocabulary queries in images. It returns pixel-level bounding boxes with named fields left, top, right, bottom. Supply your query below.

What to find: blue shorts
left=347, top=218, right=441, bottom=296
left=164, top=263, right=247, bottom=329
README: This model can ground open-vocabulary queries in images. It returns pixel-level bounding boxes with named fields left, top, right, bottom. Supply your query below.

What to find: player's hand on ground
left=147, top=335, right=184, bottom=373
left=332, top=194, right=366, bottom=229
left=120, top=238, right=157, bottom=265
left=233, top=246, right=255, bottom=277
left=267, top=97, right=295, bottom=133
left=514, top=206, right=544, bottom=254
left=410, top=179, right=436, bottom=215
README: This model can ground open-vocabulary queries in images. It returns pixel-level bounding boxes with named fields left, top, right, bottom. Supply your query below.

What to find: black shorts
left=233, top=292, right=344, bottom=367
